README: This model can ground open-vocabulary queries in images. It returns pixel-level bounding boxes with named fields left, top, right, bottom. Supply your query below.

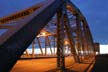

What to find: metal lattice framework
left=0, top=0, right=95, bottom=71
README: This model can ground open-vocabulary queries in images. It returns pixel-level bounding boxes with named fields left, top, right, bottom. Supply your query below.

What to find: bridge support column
left=56, top=8, right=65, bottom=70
left=36, top=37, right=43, bottom=55
left=75, top=14, right=85, bottom=63
left=32, top=41, right=35, bottom=57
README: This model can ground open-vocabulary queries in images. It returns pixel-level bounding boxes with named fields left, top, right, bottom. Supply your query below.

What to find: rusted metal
left=56, top=7, right=65, bottom=70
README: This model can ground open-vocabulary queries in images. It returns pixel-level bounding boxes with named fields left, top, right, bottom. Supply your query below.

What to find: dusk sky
left=0, top=0, right=108, bottom=44
left=72, top=0, right=108, bottom=44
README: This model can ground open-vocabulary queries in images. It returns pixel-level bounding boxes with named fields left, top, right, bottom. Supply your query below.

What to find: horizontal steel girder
left=0, top=0, right=62, bottom=71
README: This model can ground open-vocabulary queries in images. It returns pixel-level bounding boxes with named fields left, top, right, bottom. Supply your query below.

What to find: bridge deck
left=11, top=56, right=94, bottom=72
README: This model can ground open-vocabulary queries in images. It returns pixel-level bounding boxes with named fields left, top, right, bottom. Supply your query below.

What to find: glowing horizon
left=26, top=44, right=108, bottom=55
left=100, top=44, right=108, bottom=54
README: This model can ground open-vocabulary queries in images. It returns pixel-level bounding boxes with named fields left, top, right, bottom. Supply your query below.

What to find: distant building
left=94, top=43, right=100, bottom=54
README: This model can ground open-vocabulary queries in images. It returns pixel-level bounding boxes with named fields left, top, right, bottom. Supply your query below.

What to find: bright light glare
left=65, top=41, right=68, bottom=44
left=64, top=40, right=69, bottom=45
left=42, top=32, right=46, bottom=36
left=100, top=44, right=108, bottom=54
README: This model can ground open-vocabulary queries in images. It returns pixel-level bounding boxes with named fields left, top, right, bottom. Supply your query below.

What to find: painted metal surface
left=0, top=0, right=62, bottom=71
left=0, top=0, right=95, bottom=71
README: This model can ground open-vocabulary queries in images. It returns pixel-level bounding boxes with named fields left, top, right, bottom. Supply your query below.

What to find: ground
left=11, top=56, right=94, bottom=72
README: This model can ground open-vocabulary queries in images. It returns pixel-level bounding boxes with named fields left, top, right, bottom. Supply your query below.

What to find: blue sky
left=0, top=0, right=108, bottom=44
left=72, top=0, right=108, bottom=44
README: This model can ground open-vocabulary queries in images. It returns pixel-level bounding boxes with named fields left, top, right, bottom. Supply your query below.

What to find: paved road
left=91, top=54, right=108, bottom=72
left=11, top=56, right=94, bottom=72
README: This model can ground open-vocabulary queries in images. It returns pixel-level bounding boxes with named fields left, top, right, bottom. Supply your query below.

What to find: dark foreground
left=91, top=54, right=108, bottom=72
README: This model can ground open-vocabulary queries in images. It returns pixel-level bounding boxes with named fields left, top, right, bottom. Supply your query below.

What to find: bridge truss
left=0, top=0, right=95, bottom=71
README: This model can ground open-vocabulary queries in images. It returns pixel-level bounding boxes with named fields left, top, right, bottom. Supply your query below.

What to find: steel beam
left=53, top=35, right=56, bottom=55
left=67, top=0, right=95, bottom=59
left=46, top=36, right=53, bottom=55
left=32, top=41, right=35, bottom=57
left=0, top=1, right=45, bottom=24
left=75, top=14, right=85, bottom=62
left=63, top=7, right=80, bottom=63
left=82, top=20, right=95, bottom=56
left=0, top=0, right=62, bottom=71
left=25, top=50, right=30, bottom=57
left=36, top=37, right=43, bottom=55
left=0, top=25, right=13, bottom=29
left=56, top=7, right=65, bottom=70
left=45, top=37, right=47, bottom=55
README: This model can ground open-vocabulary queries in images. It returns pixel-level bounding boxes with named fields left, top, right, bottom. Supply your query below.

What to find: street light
left=42, top=32, right=46, bottom=36
left=64, top=40, right=69, bottom=45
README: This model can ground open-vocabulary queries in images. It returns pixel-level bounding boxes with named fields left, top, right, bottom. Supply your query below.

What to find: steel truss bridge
left=0, top=0, right=96, bottom=71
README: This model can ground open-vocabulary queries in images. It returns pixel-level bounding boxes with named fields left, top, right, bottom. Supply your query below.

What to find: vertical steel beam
left=36, top=37, right=43, bottom=55
left=81, top=32, right=87, bottom=56
left=75, top=14, right=85, bottom=62
left=0, top=0, right=62, bottom=71
left=53, top=35, right=56, bottom=55
left=63, top=11, right=79, bottom=63
left=45, top=37, right=47, bottom=55
left=81, top=20, right=95, bottom=59
left=85, top=27, right=95, bottom=57
left=56, top=8, right=65, bottom=70
left=67, top=0, right=95, bottom=59
left=46, top=36, right=53, bottom=55
left=25, top=50, right=30, bottom=57
left=82, top=24, right=90, bottom=58
left=32, top=41, right=35, bottom=57
left=64, top=16, right=78, bottom=62
left=80, top=28, right=88, bottom=59
left=62, top=0, right=78, bottom=63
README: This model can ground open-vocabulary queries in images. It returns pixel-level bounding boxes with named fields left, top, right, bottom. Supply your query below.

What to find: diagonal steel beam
left=0, top=0, right=62, bottom=71
left=0, top=25, right=13, bottom=29
left=0, top=1, right=44, bottom=24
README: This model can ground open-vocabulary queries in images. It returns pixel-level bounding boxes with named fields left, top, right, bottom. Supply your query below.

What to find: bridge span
left=0, top=0, right=97, bottom=71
